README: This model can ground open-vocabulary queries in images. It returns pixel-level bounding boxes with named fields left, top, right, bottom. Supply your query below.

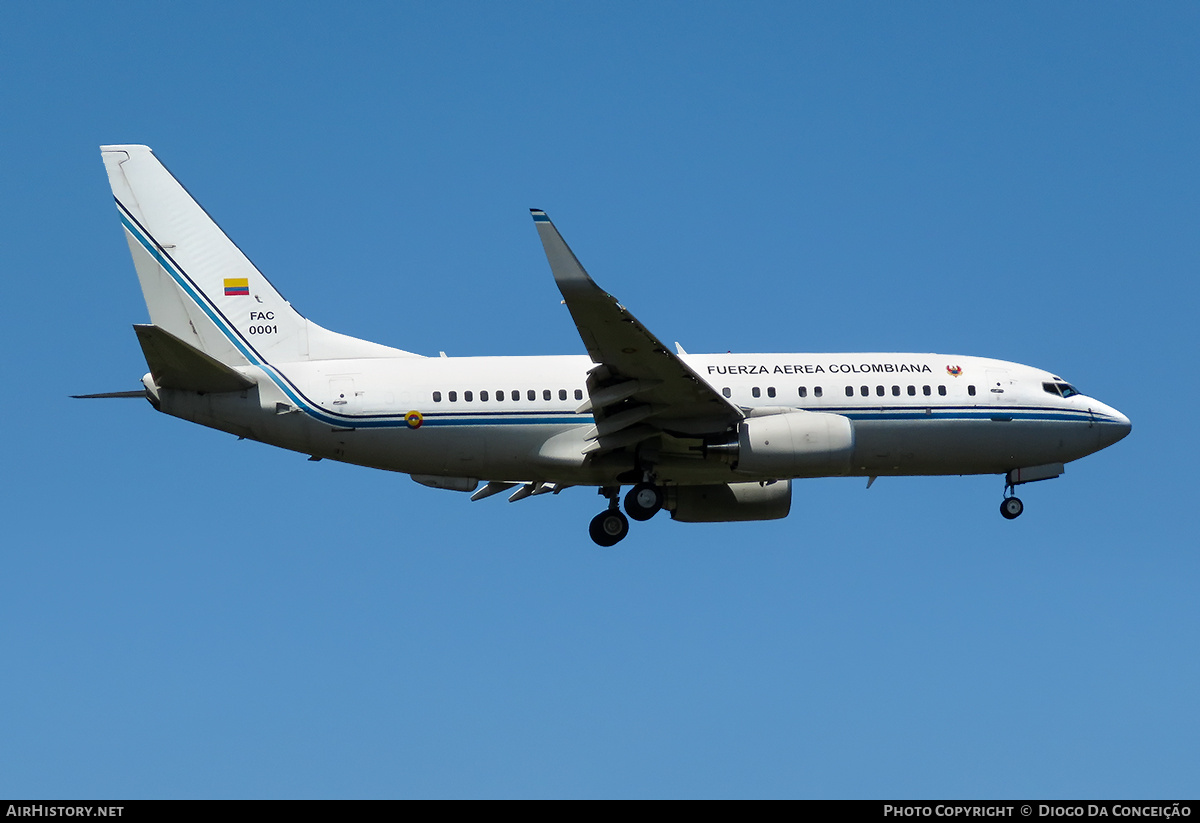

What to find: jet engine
left=667, top=480, right=792, bottom=522
left=710, top=410, right=855, bottom=478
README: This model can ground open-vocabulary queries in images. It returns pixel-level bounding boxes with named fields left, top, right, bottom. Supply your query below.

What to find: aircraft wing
left=531, top=210, right=743, bottom=450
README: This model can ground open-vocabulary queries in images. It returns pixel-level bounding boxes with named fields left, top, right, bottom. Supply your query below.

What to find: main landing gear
left=589, top=483, right=664, bottom=546
left=589, top=506, right=629, bottom=547
left=624, top=482, right=664, bottom=522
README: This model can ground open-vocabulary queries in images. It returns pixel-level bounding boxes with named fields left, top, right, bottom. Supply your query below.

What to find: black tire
left=624, top=483, right=663, bottom=522
left=589, top=509, right=630, bottom=546
left=1000, top=497, right=1024, bottom=520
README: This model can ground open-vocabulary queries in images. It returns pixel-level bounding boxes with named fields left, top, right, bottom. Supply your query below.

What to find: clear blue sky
left=1, top=2, right=1196, bottom=799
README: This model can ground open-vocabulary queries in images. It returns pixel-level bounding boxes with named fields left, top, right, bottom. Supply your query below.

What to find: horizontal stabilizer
left=134, top=324, right=256, bottom=393
left=71, top=390, right=147, bottom=399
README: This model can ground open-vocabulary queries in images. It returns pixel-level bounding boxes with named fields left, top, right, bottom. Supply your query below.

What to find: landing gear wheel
left=1000, top=496, right=1024, bottom=520
left=624, top=483, right=664, bottom=522
left=589, top=509, right=630, bottom=546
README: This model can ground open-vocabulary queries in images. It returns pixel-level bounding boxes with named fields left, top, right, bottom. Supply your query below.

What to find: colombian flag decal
left=224, top=278, right=250, bottom=296
left=405, top=410, right=423, bottom=429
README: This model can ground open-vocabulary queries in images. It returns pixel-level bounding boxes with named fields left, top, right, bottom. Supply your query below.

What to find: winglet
left=529, top=209, right=598, bottom=296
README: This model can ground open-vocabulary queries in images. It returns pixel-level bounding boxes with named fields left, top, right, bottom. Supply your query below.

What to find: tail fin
left=101, top=145, right=417, bottom=366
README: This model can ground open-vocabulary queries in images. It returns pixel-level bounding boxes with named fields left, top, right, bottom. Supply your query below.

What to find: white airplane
left=87, top=145, right=1130, bottom=546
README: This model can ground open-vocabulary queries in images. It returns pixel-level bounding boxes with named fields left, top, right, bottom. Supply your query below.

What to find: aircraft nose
left=1097, top=406, right=1132, bottom=449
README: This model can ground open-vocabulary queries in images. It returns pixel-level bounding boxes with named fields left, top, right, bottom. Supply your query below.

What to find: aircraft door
left=986, top=369, right=1012, bottom=403
left=328, top=377, right=361, bottom=414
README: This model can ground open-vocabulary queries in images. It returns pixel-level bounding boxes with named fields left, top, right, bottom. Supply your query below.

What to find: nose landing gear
left=1000, top=494, right=1024, bottom=520
left=998, top=463, right=1064, bottom=520
left=1000, top=477, right=1025, bottom=519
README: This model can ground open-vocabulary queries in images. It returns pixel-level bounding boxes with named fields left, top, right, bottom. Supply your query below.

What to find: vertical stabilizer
left=101, top=145, right=418, bottom=367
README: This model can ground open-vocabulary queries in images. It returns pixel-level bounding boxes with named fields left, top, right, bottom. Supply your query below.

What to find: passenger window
left=861, top=386, right=869, bottom=397
left=767, top=387, right=776, bottom=398
left=480, top=390, right=489, bottom=401
left=559, top=389, right=567, bottom=401
left=464, top=391, right=473, bottom=402
left=967, top=385, right=976, bottom=396
left=845, top=386, right=854, bottom=397
left=798, top=387, right=807, bottom=398
left=511, top=390, right=519, bottom=401
left=923, top=386, right=931, bottom=396
left=527, top=389, right=535, bottom=401
left=543, top=389, right=551, bottom=401
left=876, top=385, right=885, bottom=397
left=938, top=385, right=947, bottom=396
left=433, top=391, right=442, bottom=402
left=575, top=389, right=584, bottom=401
left=892, top=385, right=900, bottom=396
left=752, top=387, right=761, bottom=398
left=814, top=386, right=822, bottom=398
left=908, top=386, right=916, bottom=396
left=496, top=390, right=504, bottom=402
left=449, top=391, right=457, bottom=402
left=722, top=387, right=731, bottom=398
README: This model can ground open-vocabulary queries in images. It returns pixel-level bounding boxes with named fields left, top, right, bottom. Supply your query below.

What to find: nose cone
left=1097, top=405, right=1132, bottom=449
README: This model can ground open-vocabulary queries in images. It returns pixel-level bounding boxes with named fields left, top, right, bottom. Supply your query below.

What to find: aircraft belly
left=308, top=422, right=592, bottom=479
left=158, top=387, right=315, bottom=454
left=311, top=424, right=488, bottom=475
left=849, top=418, right=1099, bottom=475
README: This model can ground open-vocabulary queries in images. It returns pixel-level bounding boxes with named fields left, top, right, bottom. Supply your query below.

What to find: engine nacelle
left=734, top=410, right=854, bottom=478
left=667, top=480, right=792, bottom=522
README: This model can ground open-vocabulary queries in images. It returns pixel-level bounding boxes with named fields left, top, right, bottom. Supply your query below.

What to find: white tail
left=101, top=145, right=418, bottom=367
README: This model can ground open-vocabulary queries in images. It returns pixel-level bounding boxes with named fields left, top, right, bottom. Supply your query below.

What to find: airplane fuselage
left=150, top=350, right=1128, bottom=486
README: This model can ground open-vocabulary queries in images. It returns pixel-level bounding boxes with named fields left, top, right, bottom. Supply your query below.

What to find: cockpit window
left=1043, top=381, right=1081, bottom=398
